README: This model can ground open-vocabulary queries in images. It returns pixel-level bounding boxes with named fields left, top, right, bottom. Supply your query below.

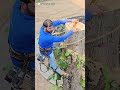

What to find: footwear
left=37, top=56, right=49, bottom=67
left=61, top=70, right=69, bottom=77
left=37, top=56, right=45, bottom=63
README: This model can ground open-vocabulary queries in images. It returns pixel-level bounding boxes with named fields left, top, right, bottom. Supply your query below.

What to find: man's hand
left=72, top=19, right=79, bottom=27
left=72, top=19, right=78, bottom=23
left=61, top=70, right=69, bottom=77
left=72, top=27, right=79, bottom=32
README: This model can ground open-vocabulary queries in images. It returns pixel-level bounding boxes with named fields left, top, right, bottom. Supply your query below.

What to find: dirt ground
left=35, top=69, right=52, bottom=90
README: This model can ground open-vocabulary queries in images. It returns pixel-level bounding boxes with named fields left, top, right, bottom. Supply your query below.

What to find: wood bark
left=86, top=9, right=120, bottom=90
left=63, top=22, right=85, bottom=90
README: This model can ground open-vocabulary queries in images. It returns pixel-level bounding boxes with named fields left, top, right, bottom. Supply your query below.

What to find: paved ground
left=35, top=69, right=51, bottom=90
left=0, top=0, right=14, bottom=89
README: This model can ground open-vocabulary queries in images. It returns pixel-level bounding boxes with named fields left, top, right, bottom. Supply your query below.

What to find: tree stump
left=63, top=21, right=85, bottom=90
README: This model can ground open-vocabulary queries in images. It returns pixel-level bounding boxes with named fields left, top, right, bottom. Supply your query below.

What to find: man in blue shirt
left=38, top=19, right=79, bottom=76
left=8, top=0, right=35, bottom=70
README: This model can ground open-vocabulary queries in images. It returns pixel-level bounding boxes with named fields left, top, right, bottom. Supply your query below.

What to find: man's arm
left=50, top=30, right=74, bottom=42
left=53, top=19, right=72, bottom=26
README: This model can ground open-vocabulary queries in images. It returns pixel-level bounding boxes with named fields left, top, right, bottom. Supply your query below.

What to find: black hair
left=20, top=0, right=31, bottom=3
left=43, top=19, right=53, bottom=27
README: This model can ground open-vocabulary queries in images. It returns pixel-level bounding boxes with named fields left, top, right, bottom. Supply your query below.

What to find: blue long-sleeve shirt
left=8, top=0, right=35, bottom=53
left=38, top=20, right=74, bottom=55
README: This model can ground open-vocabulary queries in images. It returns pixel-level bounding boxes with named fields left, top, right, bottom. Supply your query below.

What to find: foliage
left=54, top=48, right=71, bottom=70
left=111, top=81, right=120, bottom=89
left=49, top=85, right=62, bottom=90
left=80, top=77, right=85, bottom=90
left=57, top=60, right=68, bottom=70
left=65, top=49, right=71, bottom=57
left=5, top=27, right=10, bottom=33
left=77, top=55, right=85, bottom=69
left=48, top=24, right=85, bottom=88
left=56, top=24, right=65, bottom=32
left=47, top=72, right=55, bottom=81
left=54, top=47, right=85, bottom=89
left=103, top=65, right=111, bottom=90
left=47, top=72, right=62, bottom=85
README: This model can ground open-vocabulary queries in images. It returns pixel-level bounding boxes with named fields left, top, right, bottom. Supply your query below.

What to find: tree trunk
left=86, top=9, right=120, bottom=90
left=63, top=21, right=85, bottom=90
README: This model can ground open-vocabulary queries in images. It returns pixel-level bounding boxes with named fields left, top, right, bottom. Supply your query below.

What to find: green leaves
left=77, top=55, right=82, bottom=69
left=56, top=74, right=61, bottom=80
left=54, top=47, right=85, bottom=89
left=48, top=73, right=62, bottom=86
left=57, top=24, right=65, bottom=31
left=54, top=48, right=61, bottom=59
left=60, top=52, right=66, bottom=60
left=77, top=56, right=82, bottom=69
left=47, top=73, right=55, bottom=81
left=65, top=49, right=70, bottom=57
left=80, top=79, right=85, bottom=89
left=111, top=81, right=120, bottom=88
left=57, top=60, right=68, bottom=70
left=48, top=72, right=61, bottom=81
left=54, top=48, right=70, bottom=70
left=5, top=27, right=10, bottom=33
left=76, top=55, right=85, bottom=69
left=80, top=75, right=85, bottom=89
left=103, top=65, right=111, bottom=90
left=49, top=85, right=62, bottom=90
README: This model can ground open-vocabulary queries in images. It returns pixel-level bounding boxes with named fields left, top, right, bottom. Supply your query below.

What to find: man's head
left=43, top=19, right=54, bottom=33
left=20, top=0, right=35, bottom=16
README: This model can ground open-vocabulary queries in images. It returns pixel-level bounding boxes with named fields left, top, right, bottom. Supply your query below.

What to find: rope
left=63, top=24, right=120, bottom=46
left=39, top=62, right=49, bottom=73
